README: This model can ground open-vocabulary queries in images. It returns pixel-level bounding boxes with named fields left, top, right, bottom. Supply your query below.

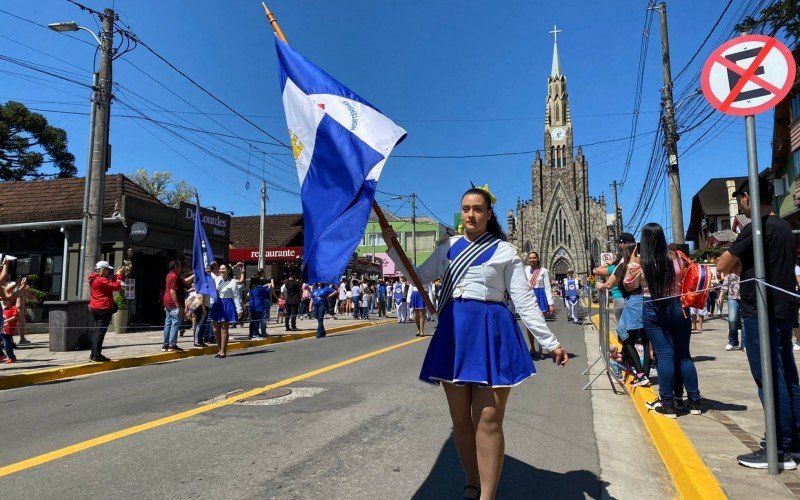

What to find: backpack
left=676, top=251, right=711, bottom=309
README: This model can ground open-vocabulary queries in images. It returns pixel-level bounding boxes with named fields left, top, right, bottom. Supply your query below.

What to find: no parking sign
left=701, top=34, right=796, bottom=116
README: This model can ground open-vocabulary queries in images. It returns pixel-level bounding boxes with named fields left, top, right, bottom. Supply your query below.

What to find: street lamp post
left=49, top=9, right=115, bottom=299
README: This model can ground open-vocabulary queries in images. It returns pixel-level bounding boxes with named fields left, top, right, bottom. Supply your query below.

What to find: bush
left=114, top=293, right=127, bottom=311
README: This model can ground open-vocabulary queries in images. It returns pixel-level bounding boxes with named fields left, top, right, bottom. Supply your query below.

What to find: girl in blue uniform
left=385, top=186, right=567, bottom=500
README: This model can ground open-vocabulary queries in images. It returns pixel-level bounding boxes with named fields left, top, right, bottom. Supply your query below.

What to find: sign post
left=701, top=34, right=796, bottom=474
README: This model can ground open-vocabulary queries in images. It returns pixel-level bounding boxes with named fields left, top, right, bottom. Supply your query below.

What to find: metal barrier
left=581, top=287, right=627, bottom=394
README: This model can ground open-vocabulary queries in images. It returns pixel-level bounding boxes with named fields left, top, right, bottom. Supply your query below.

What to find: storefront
left=229, top=214, right=304, bottom=282
left=228, top=246, right=303, bottom=282
left=0, top=175, right=230, bottom=325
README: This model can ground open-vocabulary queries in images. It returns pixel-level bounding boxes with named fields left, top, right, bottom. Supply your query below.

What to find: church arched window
left=568, top=234, right=572, bottom=248
left=524, top=241, right=531, bottom=254
left=550, top=146, right=555, bottom=169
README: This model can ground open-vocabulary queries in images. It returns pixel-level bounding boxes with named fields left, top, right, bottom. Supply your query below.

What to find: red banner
left=229, top=246, right=303, bottom=263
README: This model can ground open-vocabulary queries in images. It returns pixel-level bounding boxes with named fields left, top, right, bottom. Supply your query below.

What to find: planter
left=28, top=306, right=44, bottom=323
left=112, top=309, right=129, bottom=334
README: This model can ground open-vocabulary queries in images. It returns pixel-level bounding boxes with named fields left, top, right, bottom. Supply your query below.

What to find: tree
left=736, top=0, right=800, bottom=45
left=0, top=101, right=76, bottom=181
left=129, top=169, right=195, bottom=207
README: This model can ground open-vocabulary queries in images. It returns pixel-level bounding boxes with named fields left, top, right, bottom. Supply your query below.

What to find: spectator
left=248, top=279, right=272, bottom=339
left=209, top=263, right=244, bottom=358
left=14, top=282, right=32, bottom=346
left=394, top=277, right=408, bottom=323
left=283, top=274, right=302, bottom=331
left=608, top=345, right=628, bottom=382
left=300, top=282, right=312, bottom=320
left=718, top=272, right=743, bottom=351
left=718, top=177, right=800, bottom=470
left=707, top=275, right=719, bottom=317
left=361, top=281, right=372, bottom=320
left=87, top=261, right=124, bottom=362
left=594, top=247, right=626, bottom=322
left=162, top=260, right=193, bottom=353
left=376, top=280, right=387, bottom=317
left=351, top=279, right=362, bottom=319
left=1, top=296, right=19, bottom=363
left=626, top=223, right=700, bottom=419
left=312, top=283, right=338, bottom=338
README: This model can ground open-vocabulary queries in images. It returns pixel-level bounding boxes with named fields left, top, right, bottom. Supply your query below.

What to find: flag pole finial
left=261, top=2, right=288, bottom=43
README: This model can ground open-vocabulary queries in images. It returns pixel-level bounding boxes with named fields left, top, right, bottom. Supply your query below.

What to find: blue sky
left=0, top=1, right=782, bottom=240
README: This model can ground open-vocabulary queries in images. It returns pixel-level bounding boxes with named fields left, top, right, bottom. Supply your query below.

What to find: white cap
left=95, top=260, right=113, bottom=270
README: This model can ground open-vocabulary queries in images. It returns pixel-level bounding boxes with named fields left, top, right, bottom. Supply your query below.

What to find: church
left=507, top=29, right=613, bottom=282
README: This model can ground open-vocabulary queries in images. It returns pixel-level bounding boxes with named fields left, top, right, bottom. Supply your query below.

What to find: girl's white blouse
left=388, top=236, right=559, bottom=350
left=524, top=266, right=554, bottom=306
left=213, top=275, right=243, bottom=313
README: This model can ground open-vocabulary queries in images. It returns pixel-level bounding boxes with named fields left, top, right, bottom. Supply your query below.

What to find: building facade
left=772, top=47, right=800, bottom=246
left=506, top=35, right=610, bottom=280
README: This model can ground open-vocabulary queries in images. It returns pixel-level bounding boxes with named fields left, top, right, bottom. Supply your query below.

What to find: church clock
left=550, top=127, right=565, bottom=142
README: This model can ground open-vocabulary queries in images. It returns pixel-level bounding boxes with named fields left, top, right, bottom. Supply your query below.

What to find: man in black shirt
left=283, top=275, right=302, bottom=331
left=718, top=177, right=800, bottom=470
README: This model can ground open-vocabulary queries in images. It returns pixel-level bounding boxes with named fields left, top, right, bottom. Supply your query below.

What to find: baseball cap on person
left=95, top=260, right=113, bottom=270
left=617, top=233, right=635, bottom=244
left=731, top=177, right=774, bottom=203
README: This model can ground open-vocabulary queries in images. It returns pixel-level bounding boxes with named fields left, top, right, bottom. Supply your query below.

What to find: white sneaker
left=725, top=344, right=742, bottom=351
left=794, top=344, right=800, bottom=351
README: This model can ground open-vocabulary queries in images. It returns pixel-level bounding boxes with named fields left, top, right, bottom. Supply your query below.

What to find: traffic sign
left=701, top=34, right=796, bottom=116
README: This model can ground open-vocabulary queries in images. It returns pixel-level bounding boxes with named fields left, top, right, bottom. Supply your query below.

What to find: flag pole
left=260, top=2, right=436, bottom=315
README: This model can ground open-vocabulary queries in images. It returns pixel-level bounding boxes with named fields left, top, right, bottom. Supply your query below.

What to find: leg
left=622, top=333, right=645, bottom=378
left=728, top=298, right=740, bottom=347
left=670, top=303, right=699, bottom=402
left=442, top=383, right=479, bottom=489
left=249, top=310, right=258, bottom=338
left=316, top=303, right=327, bottom=338
left=285, top=305, right=291, bottom=330
left=213, top=321, right=222, bottom=347
left=220, top=323, right=229, bottom=355
left=167, top=308, right=180, bottom=347
left=643, top=302, right=676, bottom=405
left=419, top=309, right=426, bottom=336
left=472, top=386, right=511, bottom=499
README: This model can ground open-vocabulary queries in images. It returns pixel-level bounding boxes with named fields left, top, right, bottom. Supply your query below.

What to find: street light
left=49, top=10, right=114, bottom=299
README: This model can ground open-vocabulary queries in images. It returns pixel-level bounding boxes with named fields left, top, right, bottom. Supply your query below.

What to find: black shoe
left=90, top=355, right=111, bottom=362
left=193, top=343, right=207, bottom=348
left=737, top=448, right=797, bottom=470
left=285, top=328, right=292, bottom=332
left=687, top=399, right=702, bottom=415
left=170, top=345, right=184, bottom=352
left=674, top=398, right=686, bottom=411
left=291, top=327, right=300, bottom=331
left=646, top=399, right=677, bottom=419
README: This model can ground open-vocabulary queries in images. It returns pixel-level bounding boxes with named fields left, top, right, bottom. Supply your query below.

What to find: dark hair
left=168, top=260, right=181, bottom=271
left=461, top=188, right=507, bottom=241
left=613, top=241, right=639, bottom=298
left=528, top=251, right=540, bottom=261
left=219, top=263, right=233, bottom=279
left=640, top=223, right=674, bottom=306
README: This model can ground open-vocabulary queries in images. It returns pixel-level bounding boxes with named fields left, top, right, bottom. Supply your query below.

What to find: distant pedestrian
left=718, top=178, right=800, bottom=470
left=407, top=282, right=427, bottom=336
left=376, top=280, right=387, bottom=317
left=312, top=283, right=338, bottom=338
left=87, top=261, right=124, bottom=362
left=351, top=279, right=362, bottom=319
left=1, top=297, right=18, bottom=363
left=248, top=279, right=272, bottom=339
left=162, top=260, right=193, bottom=353
left=718, top=272, right=742, bottom=351
left=283, top=274, right=302, bottom=331
left=563, top=269, right=580, bottom=322
left=209, top=263, right=244, bottom=358
left=393, top=277, right=408, bottom=323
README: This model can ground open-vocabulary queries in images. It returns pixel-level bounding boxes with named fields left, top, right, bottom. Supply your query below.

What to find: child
left=1, top=297, right=18, bottom=363
left=609, top=345, right=628, bottom=382
left=276, top=294, right=286, bottom=324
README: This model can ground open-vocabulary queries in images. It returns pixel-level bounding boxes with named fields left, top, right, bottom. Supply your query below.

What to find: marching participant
left=384, top=185, right=567, bottom=500
left=524, top=251, right=555, bottom=356
left=562, top=269, right=581, bottom=322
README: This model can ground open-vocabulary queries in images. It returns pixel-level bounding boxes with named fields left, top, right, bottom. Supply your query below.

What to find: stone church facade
left=507, top=34, right=611, bottom=281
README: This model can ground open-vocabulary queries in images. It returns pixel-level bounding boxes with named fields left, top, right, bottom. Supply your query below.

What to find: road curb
left=0, top=319, right=395, bottom=391
left=590, top=315, right=726, bottom=499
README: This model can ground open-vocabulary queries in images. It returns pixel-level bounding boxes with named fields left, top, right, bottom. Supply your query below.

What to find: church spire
left=549, top=25, right=562, bottom=78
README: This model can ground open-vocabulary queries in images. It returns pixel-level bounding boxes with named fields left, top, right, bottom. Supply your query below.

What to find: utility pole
left=81, top=8, right=115, bottom=298
left=610, top=180, right=621, bottom=241
left=657, top=1, right=685, bottom=244
left=258, top=179, right=267, bottom=270
left=77, top=72, right=98, bottom=298
left=410, top=193, right=417, bottom=266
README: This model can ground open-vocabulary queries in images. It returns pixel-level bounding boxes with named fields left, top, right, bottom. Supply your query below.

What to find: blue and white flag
left=192, top=200, right=218, bottom=300
left=275, top=37, right=407, bottom=284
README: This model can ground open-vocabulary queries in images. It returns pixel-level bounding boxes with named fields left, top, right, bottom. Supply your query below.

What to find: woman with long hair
left=625, top=223, right=700, bottom=418
left=209, top=263, right=244, bottom=358
left=407, top=281, right=427, bottom=336
left=384, top=186, right=567, bottom=499
left=524, top=251, right=554, bottom=357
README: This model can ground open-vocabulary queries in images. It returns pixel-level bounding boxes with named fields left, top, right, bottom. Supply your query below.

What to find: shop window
left=47, top=255, right=63, bottom=296
left=793, top=148, right=800, bottom=177
left=720, top=218, right=731, bottom=231
left=791, top=94, right=800, bottom=122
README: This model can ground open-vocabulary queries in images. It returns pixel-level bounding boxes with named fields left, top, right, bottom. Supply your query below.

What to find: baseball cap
left=617, top=233, right=635, bottom=244
left=731, top=177, right=774, bottom=203
left=95, top=260, right=113, bottom=270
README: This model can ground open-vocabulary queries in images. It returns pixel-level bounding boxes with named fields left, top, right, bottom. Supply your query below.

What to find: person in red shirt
left=1, top=297, right=18, bottom=363
left=162, top=260, right=193, bottom=352
left=87, top=260, right=124, bottom=362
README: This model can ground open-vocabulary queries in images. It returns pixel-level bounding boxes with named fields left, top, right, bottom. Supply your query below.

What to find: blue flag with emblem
left=275, top=37, right=407, bottom=283
left=192, top=199, right=218, bottom=300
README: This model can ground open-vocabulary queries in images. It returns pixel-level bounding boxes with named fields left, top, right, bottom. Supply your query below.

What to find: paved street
left=0, top=307, right=667, bottom=499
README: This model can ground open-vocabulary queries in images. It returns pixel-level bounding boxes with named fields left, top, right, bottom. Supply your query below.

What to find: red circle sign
left=701, top=34, right=796, bottom=116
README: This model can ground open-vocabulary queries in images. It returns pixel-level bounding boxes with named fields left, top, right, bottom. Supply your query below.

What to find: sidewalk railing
left=581, top=287, right=627, bottom=394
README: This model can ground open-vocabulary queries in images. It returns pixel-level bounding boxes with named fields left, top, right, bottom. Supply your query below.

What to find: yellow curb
left=590, top=314, right=726, bottom=499
left=0, top=319, right=395, bottom=391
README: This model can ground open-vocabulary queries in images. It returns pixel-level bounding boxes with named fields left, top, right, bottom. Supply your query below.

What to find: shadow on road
left=412, top=434, right=609, bottom=499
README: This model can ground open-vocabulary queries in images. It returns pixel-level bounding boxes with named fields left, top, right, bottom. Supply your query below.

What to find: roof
left=707, top=229, right=739, bottom=247
left=229, top=213, right=303, bottom=248
left=0, top=174, right=163, bottom=225
left=686, top=176, right=749, bottom=240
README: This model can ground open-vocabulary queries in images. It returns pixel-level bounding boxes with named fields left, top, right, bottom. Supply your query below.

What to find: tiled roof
left=230, top=213, right=303, bottom=248
left=0, top=174, right=163, bottom=225
left=708, top=229, right=739, bottom=246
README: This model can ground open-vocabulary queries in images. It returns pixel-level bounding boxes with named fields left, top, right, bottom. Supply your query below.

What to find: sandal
left=462, top=485, right=480, bottom=500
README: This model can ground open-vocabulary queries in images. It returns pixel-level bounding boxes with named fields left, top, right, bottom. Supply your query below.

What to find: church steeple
left=550, top=25, right=562, bottom=77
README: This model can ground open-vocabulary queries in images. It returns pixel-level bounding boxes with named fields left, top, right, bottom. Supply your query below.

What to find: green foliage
left=691, top=247, right=723, bottom=263
left=0, top=101, right=77, bottom=180
left=25, top=274, right=46, bottom=306
left=736, top=0, right=800, bottom=45
left=129, top=169, right=195, bottom=207
left=114, top=292, right=127, bottom=311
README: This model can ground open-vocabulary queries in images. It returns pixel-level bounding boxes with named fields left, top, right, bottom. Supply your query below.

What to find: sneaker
left=687, top=400, right=702, bottom=415
left=725, top=344, right=741, bottom=351
left=165, top=346, right=175, bottom=352
left=737, top=448, right=797, bottom=470
left=675, top=398, right=686, bottom=411
left=170, top=345, right=184, bottom=352
left=161, top=344, right=169, bottom=352
left=17, top=338, right=31, bottom=345
left=654, top=403, right=677, bottom=419
left=193, top=343, right=207, bottom=348
left=645, top=399, right=662, bottom=410
left=632, top=376, right=651, bottom=387
left=252, top=335, right=264, bottom=340
left=794, top=344, right=800, bottom=352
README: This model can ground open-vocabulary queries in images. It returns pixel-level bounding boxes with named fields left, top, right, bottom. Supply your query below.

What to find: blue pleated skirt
left=210, top=298, right=238, bottom=323
left=533, top=288, right=549, bottom=313
left=419, top=298, right=536, bottom=387
left=409, top=291, right=425, bottom=310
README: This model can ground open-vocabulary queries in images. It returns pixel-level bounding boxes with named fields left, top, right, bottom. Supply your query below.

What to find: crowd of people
left=593, top=177, right=800, bottom=471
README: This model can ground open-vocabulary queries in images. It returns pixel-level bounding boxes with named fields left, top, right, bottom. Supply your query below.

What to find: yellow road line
left=589, top=314, right=726, bottom=499
left=0, top=336, right=427, bottom=477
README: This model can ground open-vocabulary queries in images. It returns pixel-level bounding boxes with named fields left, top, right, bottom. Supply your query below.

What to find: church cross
left=549, top=25, right=562, bottom=43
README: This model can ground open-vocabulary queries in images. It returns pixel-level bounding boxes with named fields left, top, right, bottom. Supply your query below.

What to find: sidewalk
left=668, top=313, right=800, bottom=497
left=0, top=312, right=392, bottom=377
